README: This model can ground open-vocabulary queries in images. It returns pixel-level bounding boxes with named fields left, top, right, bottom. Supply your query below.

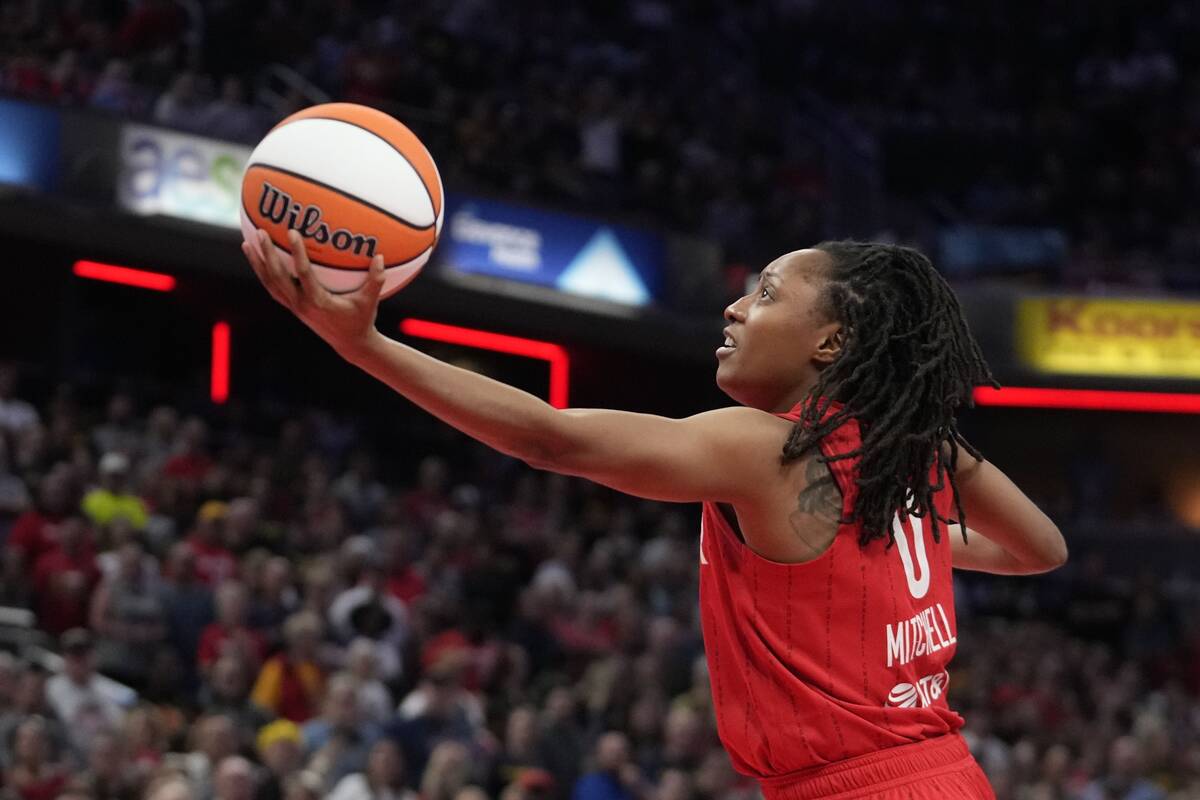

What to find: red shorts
left=758, top=734, right=995, bottom=800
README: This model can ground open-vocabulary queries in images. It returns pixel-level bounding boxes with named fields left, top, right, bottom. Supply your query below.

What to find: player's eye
left=760, top=286, right=771, bottom=299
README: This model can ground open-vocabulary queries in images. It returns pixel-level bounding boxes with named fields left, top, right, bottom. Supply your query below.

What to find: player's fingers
left=287, top=229, right=325, bottom=303
left=360, top=254, right=385, bottom=305
left=243, top=241, right=285, bottom=304
left=257, top=230, right=299, bottom=306
left=245, top=242, right=295, bottom=309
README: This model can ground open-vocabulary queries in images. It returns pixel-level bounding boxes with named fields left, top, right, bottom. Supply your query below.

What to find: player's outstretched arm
left=947, top=445, right=1068, bottom=574
left=244, top=231, right=779, bottom=505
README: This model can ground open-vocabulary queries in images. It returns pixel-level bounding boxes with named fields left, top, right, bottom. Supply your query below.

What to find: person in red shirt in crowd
left=4, top=716, right=69, bottom=800
left=32, top=515, right=100, bottom=635
left=114, top=0, right=187, bottom=56
left=198, top=579, right=268, bottom=674
left=187, top=500, right=237, bottom=586
left=382, top=531, right=427, bottom=605
left=162, top=417, right=214, bottom=483
left=6, top=468, right=75, bottom=572
left=401, top=456, right=451, bottom=531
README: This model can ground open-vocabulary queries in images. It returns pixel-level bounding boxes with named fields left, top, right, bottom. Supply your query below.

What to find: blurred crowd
left=0, top=358, right=1199, bottom=800
left=4, top=0, right=1200, bottom=289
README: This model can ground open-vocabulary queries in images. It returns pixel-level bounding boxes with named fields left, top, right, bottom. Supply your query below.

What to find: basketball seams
left=245, top=162, right=436, bottom=233
left=295, top=115, right=440, bottom=218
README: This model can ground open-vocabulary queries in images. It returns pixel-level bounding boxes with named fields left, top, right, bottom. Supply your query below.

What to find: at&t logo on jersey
left=886, top=671, right=949, bottom=708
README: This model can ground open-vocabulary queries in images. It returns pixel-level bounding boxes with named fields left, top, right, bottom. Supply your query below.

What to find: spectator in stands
left=67, top=730, right=139, bottom=800
left=187, top=501, right=237, bottom=586
left=152, top=72, right=208, bottom=132
left=0, top=664, right=70, bottom=770
left=144, top=772, right=198, bottom=800
left=137, top=405, right=180, bottom=483
left=203, top=76, right=266, bottom=142
left=4, top=715, right=69, bottom=800
left=122, top=705, right=167, bottom=781
left=488, top=705, right=540, bottom=795
left=166, top=714, right=239, bottom=799
left=31, top=515, right=99, bottom=635
left=418, top=742, right=474, bottom=800
left=92, top=392, right=141, bottom=458
left=225, top=496, right=269, bottom=555
left=198, top=580, right=268, bottom=674
left=299, top=673, right=378, bottom=789
left=281, top=770, right=324, bottom=800
left=389, top=654, right=485, bottom=781
left=45, top=629, right=126, bottom=757
left=572, top=733, right=645, bottom=800
left=88, top=59, right=144, bottom=114
left=201, top=655, right=272, bottom=748
left=89, top=529, right=167, bottom=688
left=83, top=452, right=149, bottom=532
left=5, top=468, right=74, bottom=580
left=1079, top=736, right=1167, bottom=800
left=327, top=558, right=407, bottom=680
left=163, top=417, right=214, bottom=484
left=255, top=720, right=304, bottom=800
left=249, top=555, right=298, bottom=637
left=251, top=611, right=325, bottom=723
left=213, top=755, right=259, bottom=800
left=328, top=739, right=417, bottom=800
left=160, top=541, right=216, bottom=688
left=344, top=638, right=393, bottom=725
left=0, top=436, right=31, bottom=541
left=0, top=364, right=39, bottom=437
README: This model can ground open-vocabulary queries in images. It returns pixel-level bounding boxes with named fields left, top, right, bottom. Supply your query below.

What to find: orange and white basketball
left=240, top=103, right=443, bottom=298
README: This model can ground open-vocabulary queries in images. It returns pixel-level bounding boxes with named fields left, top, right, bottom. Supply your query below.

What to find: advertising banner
left=440, top=194, right=664, bottom=307
left=0, top=99, right=61, bottom=191
left=1017, top=297, right=1200, bottom=380
left=117, top=123, right=250, bottom=229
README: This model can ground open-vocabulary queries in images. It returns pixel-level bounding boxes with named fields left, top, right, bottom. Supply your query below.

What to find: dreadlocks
left=782, top=241, right=998, bottom=546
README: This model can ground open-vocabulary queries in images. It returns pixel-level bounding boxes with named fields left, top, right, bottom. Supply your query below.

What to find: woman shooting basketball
left=244, top=229, right=1066, bottom=799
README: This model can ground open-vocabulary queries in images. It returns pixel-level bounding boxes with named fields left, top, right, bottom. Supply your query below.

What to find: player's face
left=716, top=249, right=842, bottom=412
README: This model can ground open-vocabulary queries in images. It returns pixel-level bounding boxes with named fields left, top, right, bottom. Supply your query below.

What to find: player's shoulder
left=687, top=405, right=795, bottom=431
left=683, top=406, right=796, bottom=456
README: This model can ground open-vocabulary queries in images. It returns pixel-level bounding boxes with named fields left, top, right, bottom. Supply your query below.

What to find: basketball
left=239, top=102, right=443, bottom=298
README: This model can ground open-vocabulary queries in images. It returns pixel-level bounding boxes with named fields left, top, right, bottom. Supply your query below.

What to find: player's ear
left=812, top=324, right=845, bottom=366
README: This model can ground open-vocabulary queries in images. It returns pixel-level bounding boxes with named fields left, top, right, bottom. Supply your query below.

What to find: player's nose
left=724, top=296, right=748, bottom=324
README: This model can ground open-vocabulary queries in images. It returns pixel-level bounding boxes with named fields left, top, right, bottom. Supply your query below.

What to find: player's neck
left=767, top=375, right=820, bottom=414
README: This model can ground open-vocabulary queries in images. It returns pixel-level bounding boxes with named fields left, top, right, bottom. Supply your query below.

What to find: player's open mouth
left=717, top=329, right=737, bottom=358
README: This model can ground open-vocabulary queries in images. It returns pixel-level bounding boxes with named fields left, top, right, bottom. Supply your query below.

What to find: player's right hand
left=243, top=228, right=385, bottom=359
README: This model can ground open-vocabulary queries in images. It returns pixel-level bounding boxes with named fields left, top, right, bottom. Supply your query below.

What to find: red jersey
left=698, top=404, right=962, bottom=779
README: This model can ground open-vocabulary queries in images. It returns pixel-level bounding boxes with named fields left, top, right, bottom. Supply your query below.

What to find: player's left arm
left=947, top=524, right=1057, bottom=575
left=945, top=442, right=1068, bottom=574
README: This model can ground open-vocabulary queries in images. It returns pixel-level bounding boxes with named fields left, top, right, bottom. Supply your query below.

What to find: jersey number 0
left=891, top=513, right=930, bottom=599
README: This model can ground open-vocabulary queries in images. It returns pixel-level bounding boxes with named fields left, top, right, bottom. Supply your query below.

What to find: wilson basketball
left=239, top=102, right=443, bottom=298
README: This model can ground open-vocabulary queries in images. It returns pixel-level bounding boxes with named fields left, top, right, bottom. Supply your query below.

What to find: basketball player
left=244, top=230, right=1067, bottom=799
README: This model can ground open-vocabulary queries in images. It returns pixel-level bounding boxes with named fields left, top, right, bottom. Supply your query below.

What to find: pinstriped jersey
left=697, top=403, right=963, bottom=779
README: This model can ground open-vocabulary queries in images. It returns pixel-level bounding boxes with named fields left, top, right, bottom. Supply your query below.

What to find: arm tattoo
left=788, top=454, right=844, bottom=555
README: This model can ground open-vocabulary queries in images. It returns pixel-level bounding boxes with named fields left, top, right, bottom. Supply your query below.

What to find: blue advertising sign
left=0, top=100, right=60, bottom=191
left=441, top=194, right=663, bottom=306
left=938, top=225, right=1067, bottom=276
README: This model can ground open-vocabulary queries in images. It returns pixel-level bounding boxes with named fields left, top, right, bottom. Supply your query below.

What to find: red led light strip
left=399, top=319, right=570, bottom=409
left=73, top=260, right=176, bottom=292
left=211, top=322, right=230, bottom=404
left=974, top=386, right=1200, bottom=414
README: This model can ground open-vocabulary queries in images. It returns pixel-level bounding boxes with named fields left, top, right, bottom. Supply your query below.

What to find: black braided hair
left=782, top=241, right=999, bottom=546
